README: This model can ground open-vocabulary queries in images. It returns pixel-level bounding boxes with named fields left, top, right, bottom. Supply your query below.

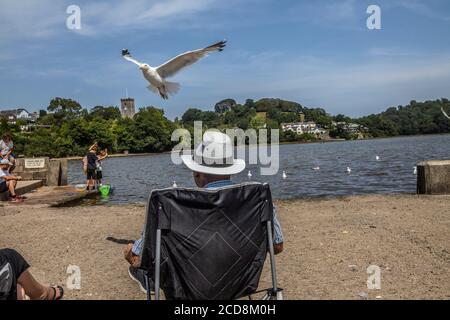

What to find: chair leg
left=266, top=221, right=278, bottom=294
left=154, top=228, right=162, bottom=300
left=144, top=272, right=151, bottom=301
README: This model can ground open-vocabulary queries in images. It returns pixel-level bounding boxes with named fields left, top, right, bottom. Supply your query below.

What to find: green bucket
left=99, top=185, right=111, bottom=197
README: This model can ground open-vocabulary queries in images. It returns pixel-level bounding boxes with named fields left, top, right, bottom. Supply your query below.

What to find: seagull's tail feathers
left=146, top=84, right=159, bottom=94
left=164, top=81, right=180, bottom=97
left=150, top=81, right=180, bottom=100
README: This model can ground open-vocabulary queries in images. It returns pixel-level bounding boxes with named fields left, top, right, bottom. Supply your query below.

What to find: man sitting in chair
left=124, top=131, right=284, bottom=293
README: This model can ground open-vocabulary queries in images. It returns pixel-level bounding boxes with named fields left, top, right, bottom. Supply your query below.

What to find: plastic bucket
left=99, top=185, right=111, bottom=196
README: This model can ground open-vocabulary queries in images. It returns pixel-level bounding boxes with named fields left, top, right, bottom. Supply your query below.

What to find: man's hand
left=124, top=243, right=141, bottom=267
left=274, top=243, right=283, bottom=255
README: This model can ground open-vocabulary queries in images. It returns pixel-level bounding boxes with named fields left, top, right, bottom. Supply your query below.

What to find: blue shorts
left=0, top=181, right=8, bottom=193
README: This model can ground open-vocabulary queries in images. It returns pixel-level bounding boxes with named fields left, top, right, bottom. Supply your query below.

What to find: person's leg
left=8, top=156, right=16, bottom=173
left=97, top=171, right=102, bottom=186
left=86, top=170, right=94, bottom=190
left=7, top=181, right=16, bottom=197
left=16, top=269, right=61, bottom=300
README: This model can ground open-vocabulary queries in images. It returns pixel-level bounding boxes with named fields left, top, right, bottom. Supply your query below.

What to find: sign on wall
left=24, top=158, right=46, bottom=169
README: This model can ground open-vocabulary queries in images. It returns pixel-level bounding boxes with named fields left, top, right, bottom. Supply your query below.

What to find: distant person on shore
left=0, top=159, right=23, bottom=203
left=0, top=133, right=16, bottom=173
left=0, top=248, right=64, bottom=300
left=96, top=148, right=108, bottom=186
left=83, top=143, right=99, bottom=191
left=123, top=131, right=284, bottom=293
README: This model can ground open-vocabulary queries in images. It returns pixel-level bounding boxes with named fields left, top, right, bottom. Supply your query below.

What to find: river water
left=68, top=134, right=450, bottom=204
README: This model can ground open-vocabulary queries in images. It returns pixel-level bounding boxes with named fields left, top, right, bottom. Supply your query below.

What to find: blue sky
left=1, top=0, right=450, bottom=119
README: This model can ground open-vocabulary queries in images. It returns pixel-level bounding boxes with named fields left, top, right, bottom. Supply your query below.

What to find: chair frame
left=144, top=206, right=282, bottom=300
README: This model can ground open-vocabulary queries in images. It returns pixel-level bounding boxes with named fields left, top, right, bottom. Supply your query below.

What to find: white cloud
left=0, top=0, right=65, bottom=40
left=169, top=50, right=450, bottom=115
left=394, top=0, right=450, bottom=21
left=368, top=47, right=417, bottom=57
left=0, top=0, right=223, bottom=40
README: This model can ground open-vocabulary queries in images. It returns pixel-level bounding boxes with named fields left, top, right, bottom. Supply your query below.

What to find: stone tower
left=120, top=98, right=135, bottom=118
left=299, top=112, right=305, bottom=123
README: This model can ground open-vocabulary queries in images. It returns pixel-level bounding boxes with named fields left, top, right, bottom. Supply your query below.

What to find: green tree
left=88, top=106, right=121, bottom=121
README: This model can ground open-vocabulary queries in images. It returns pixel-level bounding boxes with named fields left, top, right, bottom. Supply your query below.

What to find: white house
left=281, top=121, right=328, bottom=136
left=0, top=108, right=39, bottom=131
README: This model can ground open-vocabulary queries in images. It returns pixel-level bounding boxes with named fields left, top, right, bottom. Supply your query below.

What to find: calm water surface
left=68, top=134, right=450, bottom=204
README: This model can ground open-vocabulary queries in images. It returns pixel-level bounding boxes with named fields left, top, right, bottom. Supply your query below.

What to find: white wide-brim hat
left=0, top=159, right=12, bottom=166
left=181, top=131, right=246, bottom=175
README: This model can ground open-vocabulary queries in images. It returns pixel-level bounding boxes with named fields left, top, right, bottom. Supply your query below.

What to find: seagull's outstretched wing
left=157, top=40, right=226, bottom=78
left=122, top=49, right=142, bottom=67
left=442, top=107, right=450, bottom=120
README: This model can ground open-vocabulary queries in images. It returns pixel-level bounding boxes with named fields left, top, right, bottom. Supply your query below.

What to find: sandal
left=51, top=286, right=64, bottom=300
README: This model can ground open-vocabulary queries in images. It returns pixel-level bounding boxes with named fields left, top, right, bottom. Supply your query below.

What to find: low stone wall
left=13, top=157, right=68, bottom=186
left=417, top=160, right=450, bottom=195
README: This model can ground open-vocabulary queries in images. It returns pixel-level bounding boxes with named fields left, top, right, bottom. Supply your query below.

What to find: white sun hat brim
left=181, top=154, right=246, bottom=175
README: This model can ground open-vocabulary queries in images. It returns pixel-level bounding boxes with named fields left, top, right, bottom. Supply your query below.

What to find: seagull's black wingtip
left=121, top=48, right=130, bottom=56
left=208, top=40, right=227, bottom=51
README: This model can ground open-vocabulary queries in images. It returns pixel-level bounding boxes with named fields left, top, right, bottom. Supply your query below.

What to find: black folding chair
left=139, top=182, right=282, bottom=300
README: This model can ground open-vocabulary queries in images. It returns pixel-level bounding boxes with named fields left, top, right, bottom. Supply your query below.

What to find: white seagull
left=282, top=171, right=287, bottom=179
left=376, top=155, right=380, bottom=161
left=442, top=107, right=450, bottom=120
left=347, top=167, right=352, bottom=174
left=413, top=166, right=417, bottom=175
left=247, top=170, right=252, bottom=179
left=121, top=41, right=226, bottom=99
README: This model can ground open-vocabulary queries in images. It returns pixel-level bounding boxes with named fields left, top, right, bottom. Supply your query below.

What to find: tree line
left=2, top=97, right=449, bottom=158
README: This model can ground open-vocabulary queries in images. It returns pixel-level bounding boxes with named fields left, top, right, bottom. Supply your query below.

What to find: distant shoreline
left=54, top=132, right=449, bottom=161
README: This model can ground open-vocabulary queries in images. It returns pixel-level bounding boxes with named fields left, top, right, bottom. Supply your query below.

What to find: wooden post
left=417, top=160, right=450, bottom=195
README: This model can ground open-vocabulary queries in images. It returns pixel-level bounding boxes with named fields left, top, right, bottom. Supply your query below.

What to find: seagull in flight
left=121, top=40, right=226, bottom=99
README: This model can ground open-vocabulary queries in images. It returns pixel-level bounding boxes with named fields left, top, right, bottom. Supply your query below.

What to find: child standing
left=96, top=149, right=108, bottom=186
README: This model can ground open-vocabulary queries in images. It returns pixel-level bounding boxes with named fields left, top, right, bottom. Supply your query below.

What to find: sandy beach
left=1, top=194, right=449, bottom=300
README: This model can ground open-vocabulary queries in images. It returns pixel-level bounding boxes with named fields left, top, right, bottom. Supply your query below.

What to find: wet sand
left=0, top=194, right=449, bottom=300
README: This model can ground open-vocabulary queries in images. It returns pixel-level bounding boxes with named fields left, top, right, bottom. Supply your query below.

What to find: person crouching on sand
left=0, top=158, right=24, bottom=202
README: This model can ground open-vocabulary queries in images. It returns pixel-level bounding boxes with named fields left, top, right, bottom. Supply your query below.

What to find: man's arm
left=88, top=142, right=98, bottom=151
left=272, top=207, right=284, bottom=254
left=82, top=156, right=88, bottom=172
left=4, top=146, right=14, bottom=158
left=98, top=152, right=108, bottom=161
left=2, top=175, right=21, bottom=181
